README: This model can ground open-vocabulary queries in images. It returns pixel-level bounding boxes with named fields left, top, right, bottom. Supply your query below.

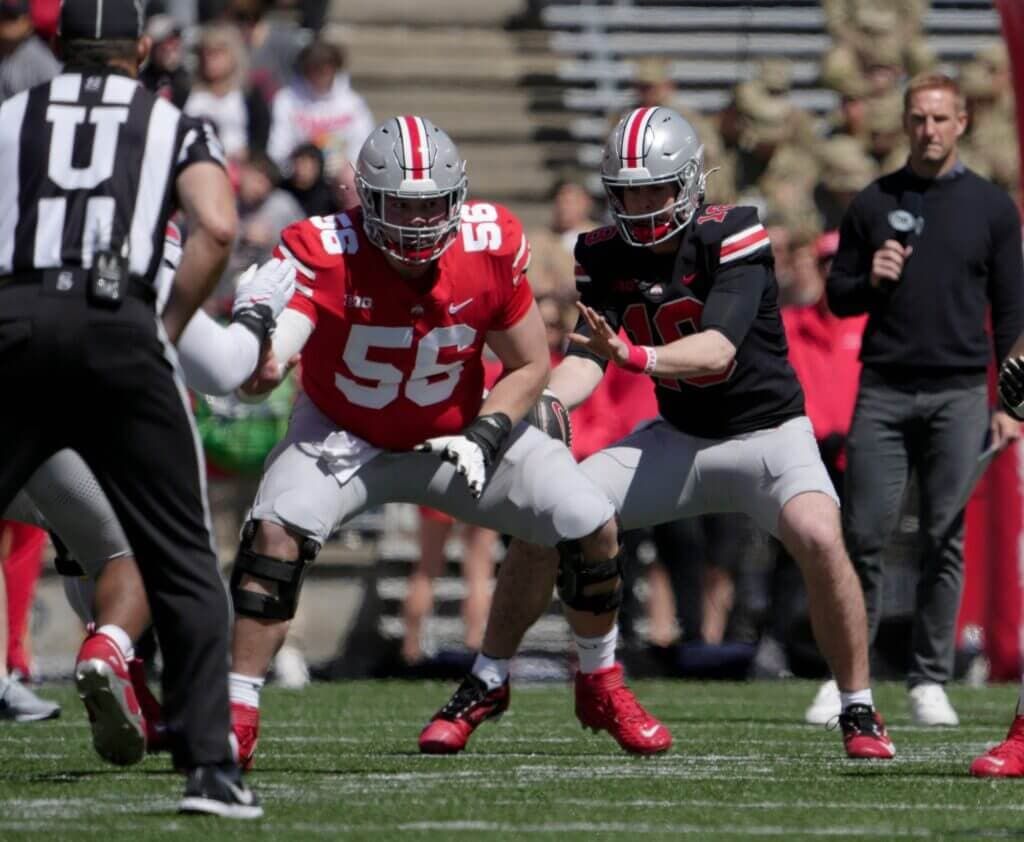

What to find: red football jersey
left=276, top=201, right=534, bottom=450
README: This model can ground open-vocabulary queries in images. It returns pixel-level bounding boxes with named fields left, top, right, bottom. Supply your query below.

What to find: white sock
left=229, top=672, right=265, bottom=708
left=97, top=624, right=134, bottom=661
left=840, top=689, right=874, bottom=710
left=471, top=653, right=509, bottom=691
left=574, top=628, right=618, bottom=674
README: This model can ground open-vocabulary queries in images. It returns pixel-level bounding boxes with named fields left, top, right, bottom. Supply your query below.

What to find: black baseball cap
left=59, top=0, right=145, bottom=40
left=0, top=0, right=30, bottom=19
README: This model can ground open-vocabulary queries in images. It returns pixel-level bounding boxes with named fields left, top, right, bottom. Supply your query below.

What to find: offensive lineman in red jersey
left=228, top=115, right=670, bottom=767
left=423, top=106, right=896, bottom=760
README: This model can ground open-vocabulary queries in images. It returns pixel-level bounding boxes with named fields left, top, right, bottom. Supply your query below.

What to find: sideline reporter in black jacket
left=823, top=72, right=1023, bottom=733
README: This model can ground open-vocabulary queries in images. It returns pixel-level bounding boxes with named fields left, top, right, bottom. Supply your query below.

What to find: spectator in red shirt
left=782, top=230, right=867, bottom=483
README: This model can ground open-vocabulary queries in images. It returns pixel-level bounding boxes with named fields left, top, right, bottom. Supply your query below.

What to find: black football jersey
left=569, top=204, right=804, bottom=438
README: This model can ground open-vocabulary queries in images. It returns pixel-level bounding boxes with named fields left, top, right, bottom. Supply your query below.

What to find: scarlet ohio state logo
left=697, top=205, right=735, bottom=225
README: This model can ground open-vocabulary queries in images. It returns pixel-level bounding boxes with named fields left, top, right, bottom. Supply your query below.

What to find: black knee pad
left=229, top=521, right=320, bottom=621
left=50, top=530, right=86, bottom=577
left=556, top=538, right=625, bottom=614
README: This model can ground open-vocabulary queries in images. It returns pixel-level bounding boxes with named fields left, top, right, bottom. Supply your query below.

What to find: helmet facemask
left=603, top=151, right=705, bottom=248
left=357, top=176, right=467, bottom=265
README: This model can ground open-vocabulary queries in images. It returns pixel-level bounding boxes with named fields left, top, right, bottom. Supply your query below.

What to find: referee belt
left=0, top=267, right=156, bottom=305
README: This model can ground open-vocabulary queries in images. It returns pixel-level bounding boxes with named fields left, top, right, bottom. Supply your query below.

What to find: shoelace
left=440, top=678, right=488, bottom=719
left=832, top=705, right=880, bottom=736
left=606, top=686, right=650, bottom=726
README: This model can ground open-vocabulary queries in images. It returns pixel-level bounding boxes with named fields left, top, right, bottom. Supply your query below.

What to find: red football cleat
left=231, top=701, right=260, bottom=771
left=419, top=674, right=510, bottom=754
left=127, top=657, right=167, bottom=753
left=75, top=631, right=146, bottom=766
left=574, top=663, right=672, bottom=755
left=837, top=704, right=895, bottom=759
left=971, top=715, right=1024, bottom=777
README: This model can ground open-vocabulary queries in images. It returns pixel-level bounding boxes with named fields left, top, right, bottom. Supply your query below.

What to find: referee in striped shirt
left=0, top=1, right=260, bottom=818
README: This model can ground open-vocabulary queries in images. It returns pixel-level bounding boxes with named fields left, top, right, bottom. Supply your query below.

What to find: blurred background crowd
left=0, top=0, right=1015, bottom=690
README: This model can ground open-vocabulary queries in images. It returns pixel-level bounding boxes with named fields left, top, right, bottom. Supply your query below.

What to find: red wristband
left=621, top=343, right=656, bottom=375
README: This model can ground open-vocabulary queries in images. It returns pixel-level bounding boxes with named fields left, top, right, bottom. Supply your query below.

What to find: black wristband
left=462, top=412, right=512, bottom=466
left=231, top=303, right=275, bottom=345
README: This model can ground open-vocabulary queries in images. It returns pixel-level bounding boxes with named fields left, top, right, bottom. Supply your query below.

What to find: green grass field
left=2, top=680, right=1024, bottom=840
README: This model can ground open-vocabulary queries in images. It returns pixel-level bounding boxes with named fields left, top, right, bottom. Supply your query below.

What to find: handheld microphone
left=887, top=191, right=923, bottom=248
left=884, top=191, right=923, bottom=284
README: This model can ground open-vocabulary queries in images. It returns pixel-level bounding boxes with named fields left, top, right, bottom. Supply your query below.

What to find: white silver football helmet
left=601, top=107, right=706, bottom=247
left=355, top=115, right=468, bottom=264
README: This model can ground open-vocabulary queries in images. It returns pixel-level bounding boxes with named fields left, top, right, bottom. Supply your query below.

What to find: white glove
left=414, top=435, right=487, bottom=498
left=232, top=257, right=296, bottom=321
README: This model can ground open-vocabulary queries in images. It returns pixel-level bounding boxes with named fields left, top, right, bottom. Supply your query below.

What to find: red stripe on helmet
left=401, top=115, right=427, bottom=180
left=623, top=107, right=653, bottom=166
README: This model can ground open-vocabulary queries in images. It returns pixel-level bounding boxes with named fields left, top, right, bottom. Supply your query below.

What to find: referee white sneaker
left=805, top=679, right=841, bottom=725
left=272, top=645, right=310, bottom=690
left=908, top=682, right=959, bottom=726
left=0, top=675, right=61, bottom=722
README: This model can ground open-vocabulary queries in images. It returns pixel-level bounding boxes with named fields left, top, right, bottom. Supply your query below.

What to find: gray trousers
left=843, top=379, right=989, bottom=687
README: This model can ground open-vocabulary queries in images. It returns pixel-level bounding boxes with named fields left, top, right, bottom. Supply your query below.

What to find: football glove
left=231, top=258, right=297, bottom=343
left=999, top=356, right=1024, bottom=421
left=414, top=413, right=512, bottom=498
left=526, top=389, right=572, bottom=448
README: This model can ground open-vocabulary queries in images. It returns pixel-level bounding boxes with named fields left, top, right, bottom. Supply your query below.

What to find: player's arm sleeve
left=987, top=192, right=1024, bottom=364
left=826, top=197, right=882, bottom=316
left=565, top=239, right=620, bottom=371
left=701, top=263, right=767, bottom=348
left=178, top=310, right=261, bottom=396
left=271, top=222, right=319, bottom=366
left=272, top=308, right=315, bottom=366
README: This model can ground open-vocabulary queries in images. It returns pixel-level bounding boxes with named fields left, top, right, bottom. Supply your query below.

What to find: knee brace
left=230, top=521, right=320, bottom=621
left=555, top=538, right=625, bottom=615
left=50, top=531, right=87, bottom=577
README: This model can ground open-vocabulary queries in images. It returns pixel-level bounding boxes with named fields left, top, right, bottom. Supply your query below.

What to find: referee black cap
left=59, top=0, right=145, bottom=40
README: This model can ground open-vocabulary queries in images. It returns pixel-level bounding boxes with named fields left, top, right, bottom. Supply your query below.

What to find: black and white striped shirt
left=0, top=66, right=225, bottom=286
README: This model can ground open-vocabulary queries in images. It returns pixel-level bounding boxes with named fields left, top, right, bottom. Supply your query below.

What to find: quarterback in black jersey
left=570, top=202, right=803, bottom=438
left=423, top=106, right=896, bottom=761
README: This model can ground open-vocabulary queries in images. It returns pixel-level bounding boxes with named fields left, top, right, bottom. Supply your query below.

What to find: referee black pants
left=0, top=282, right=232, bottom=769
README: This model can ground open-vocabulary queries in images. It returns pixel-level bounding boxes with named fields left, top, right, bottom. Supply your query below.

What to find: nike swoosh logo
left=449, top=298, right=474, bottom=314
left=987, top=757, right=1006, bottom=767
left=682, top=273, right=697, bottom=285
left=226, top=781, right=255, bottom=805
left=640, top=725, right=661, bottom=738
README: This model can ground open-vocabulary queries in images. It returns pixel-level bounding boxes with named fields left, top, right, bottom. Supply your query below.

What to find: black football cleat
left=179, top=764, right=263, bottom=819
left=419, top=674, right=510, bottom=754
